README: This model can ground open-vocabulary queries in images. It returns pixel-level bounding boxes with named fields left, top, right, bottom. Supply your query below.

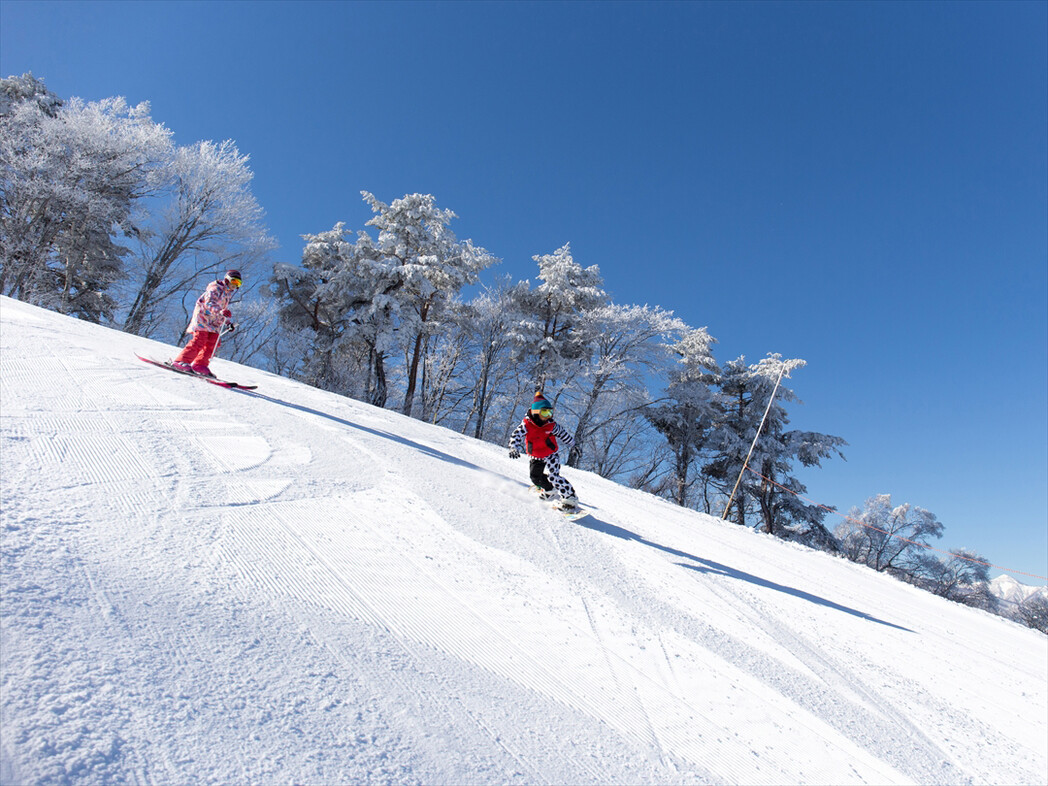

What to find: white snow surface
left=1, top=295, right=1046, bottom=786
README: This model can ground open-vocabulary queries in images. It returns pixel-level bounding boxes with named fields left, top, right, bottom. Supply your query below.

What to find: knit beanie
left=530, top=391, right=552, bottom=411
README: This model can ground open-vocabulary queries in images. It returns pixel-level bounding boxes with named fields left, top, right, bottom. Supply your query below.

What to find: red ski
left=135, top=354, right=257, bottom=390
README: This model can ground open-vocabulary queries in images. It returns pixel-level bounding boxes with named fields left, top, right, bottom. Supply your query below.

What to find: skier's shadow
left=245, top=392, right=483, bottom=471
left=577, top=517, right=913, bottom=632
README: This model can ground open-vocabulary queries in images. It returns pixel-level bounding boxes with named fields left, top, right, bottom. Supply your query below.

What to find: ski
left=135, top=354, right=257, bottom=390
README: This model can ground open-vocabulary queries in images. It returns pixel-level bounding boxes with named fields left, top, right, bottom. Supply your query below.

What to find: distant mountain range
left=989, top=575, right=1048, bottom=608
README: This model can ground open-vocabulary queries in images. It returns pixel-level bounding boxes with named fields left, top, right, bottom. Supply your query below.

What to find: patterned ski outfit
left=173, top=273, right=239, bottom=374
left=187, top=278, right=237, bottom=333
left=509, top=396, right=577, bottom=501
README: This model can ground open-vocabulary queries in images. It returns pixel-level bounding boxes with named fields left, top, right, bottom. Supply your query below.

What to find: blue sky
left=3, top=0, right=1045, bottom=582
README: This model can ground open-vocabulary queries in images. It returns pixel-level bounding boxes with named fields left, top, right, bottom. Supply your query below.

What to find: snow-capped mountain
left=990, top=574, right=1048, bottom=606
left=2, top=295, right=1046, bottom=785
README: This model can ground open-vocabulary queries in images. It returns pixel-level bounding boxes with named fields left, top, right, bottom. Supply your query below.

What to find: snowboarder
left=171, top=270, right=241, bottom=377
left=508, top=391, right=579, bottom=511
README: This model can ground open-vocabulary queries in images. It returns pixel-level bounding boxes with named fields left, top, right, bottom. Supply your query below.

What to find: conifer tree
left=708, top=356, right=846, bottom=546
left=645, top=328, right=720, bottom=506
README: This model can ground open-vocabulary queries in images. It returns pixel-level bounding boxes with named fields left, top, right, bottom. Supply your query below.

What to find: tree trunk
left=674, top=443, right=691, bottom=506
left=401, top=301, right=431, bottom=417
left=472, top=360, right=491, bottom=440
left=401, top=330, right=424, bottom=416
left=568, top=376, right=607, bottom=468
left=369, top=348, right=388, bottom=408
left=124, top=267, right=167, bottom=335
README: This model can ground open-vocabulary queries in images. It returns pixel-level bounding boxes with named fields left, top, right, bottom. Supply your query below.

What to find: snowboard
left=136, top=354, right=257, bottom=390
left=529, top=485, right=590, bottom=521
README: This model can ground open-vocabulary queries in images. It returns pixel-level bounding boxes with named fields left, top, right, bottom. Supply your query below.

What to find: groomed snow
left=2, top=295, right=1046, bottom=785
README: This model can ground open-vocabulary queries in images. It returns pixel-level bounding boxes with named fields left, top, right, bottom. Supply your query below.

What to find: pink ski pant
left=174, top=330, right=220, bottom=368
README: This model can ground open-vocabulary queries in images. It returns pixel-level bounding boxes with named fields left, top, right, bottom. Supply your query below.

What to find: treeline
left=3, top=73, right=1042, bottom=633
left=268, top=196, right=851, bottom=555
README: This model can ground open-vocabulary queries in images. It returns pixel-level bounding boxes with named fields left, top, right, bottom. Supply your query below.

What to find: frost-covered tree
left=913, top=550, right=999, bottom=611
left=273, top=222, right=393, bottom=403
left=122, top=140, right=275, bottom=338
left=836, top=494, right=944, bottom=577
left=1017, top=594, right=1048, bottom=634
left=516, top=244, right=608, bottom=390
left=0, top=73, right=64, bottom=292
left=708, top=356, right=846, bottom=546
left=0, top=74, right=172, bottom=321
left=0, top=72, right=61, bottom=117
left=563, top=303, right=688, bottom=470
left=274, top=193, right=495, bottom=410
left=414, top=299, right=480, bottom=427
left=214, top=295, right=283, bottom=369
left=582, top=389, right=668, bottom=483
left=456, top=276, right=531, bottom=439
left=645, top=328, right=720, bottom=507
left=360, top=192, right=497, bottom=416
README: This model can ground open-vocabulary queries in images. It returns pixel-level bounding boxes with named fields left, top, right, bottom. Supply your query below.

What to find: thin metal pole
left=721, top=361, right=787, bottom=521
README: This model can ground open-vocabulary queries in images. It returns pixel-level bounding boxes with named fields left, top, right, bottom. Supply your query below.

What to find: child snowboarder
left=171, top=270, right=241, bottom=377
left=508, top=391, right=579, bottom=511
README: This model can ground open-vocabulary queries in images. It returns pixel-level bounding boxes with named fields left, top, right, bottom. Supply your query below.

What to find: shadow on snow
left=243, top=391, right=495, bottom=473
left=577, top=517, right=913, bottom=633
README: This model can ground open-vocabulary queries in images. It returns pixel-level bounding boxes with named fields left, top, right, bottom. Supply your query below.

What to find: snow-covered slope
left=2, top=295, right=1046, bottom=786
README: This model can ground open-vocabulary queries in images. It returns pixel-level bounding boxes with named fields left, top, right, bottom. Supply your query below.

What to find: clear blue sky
left=3, top=0, right=1045, bottom=582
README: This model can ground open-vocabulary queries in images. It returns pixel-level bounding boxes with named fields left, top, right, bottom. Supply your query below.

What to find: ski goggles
left=227, top=277, right=242, bottom=288
left=536, top=407, right=553, bottom=419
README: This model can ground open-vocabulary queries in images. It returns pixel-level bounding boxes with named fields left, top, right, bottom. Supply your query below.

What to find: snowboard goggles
left=227, top=276, right=242, bottom=288
left=536, top=407, right=553, bottom=419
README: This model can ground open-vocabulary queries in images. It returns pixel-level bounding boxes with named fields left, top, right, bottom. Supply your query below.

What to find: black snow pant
left=529, top=454, right=576, bottom=499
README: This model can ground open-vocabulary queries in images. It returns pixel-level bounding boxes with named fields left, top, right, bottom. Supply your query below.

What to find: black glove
left=508, top=449, right=520, bottom=459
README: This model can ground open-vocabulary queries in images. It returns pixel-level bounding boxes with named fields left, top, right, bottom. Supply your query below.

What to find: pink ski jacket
left=187, top=279, right=236, bottom=333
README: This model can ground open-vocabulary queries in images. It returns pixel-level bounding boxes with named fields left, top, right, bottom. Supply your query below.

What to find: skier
left=508, top=391, right=579, bottom=511
left=171, top=270, right=241, bottom=377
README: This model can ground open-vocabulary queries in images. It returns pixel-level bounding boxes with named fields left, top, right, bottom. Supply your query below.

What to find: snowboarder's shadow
left=577, top=517, right=912, bottom=633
